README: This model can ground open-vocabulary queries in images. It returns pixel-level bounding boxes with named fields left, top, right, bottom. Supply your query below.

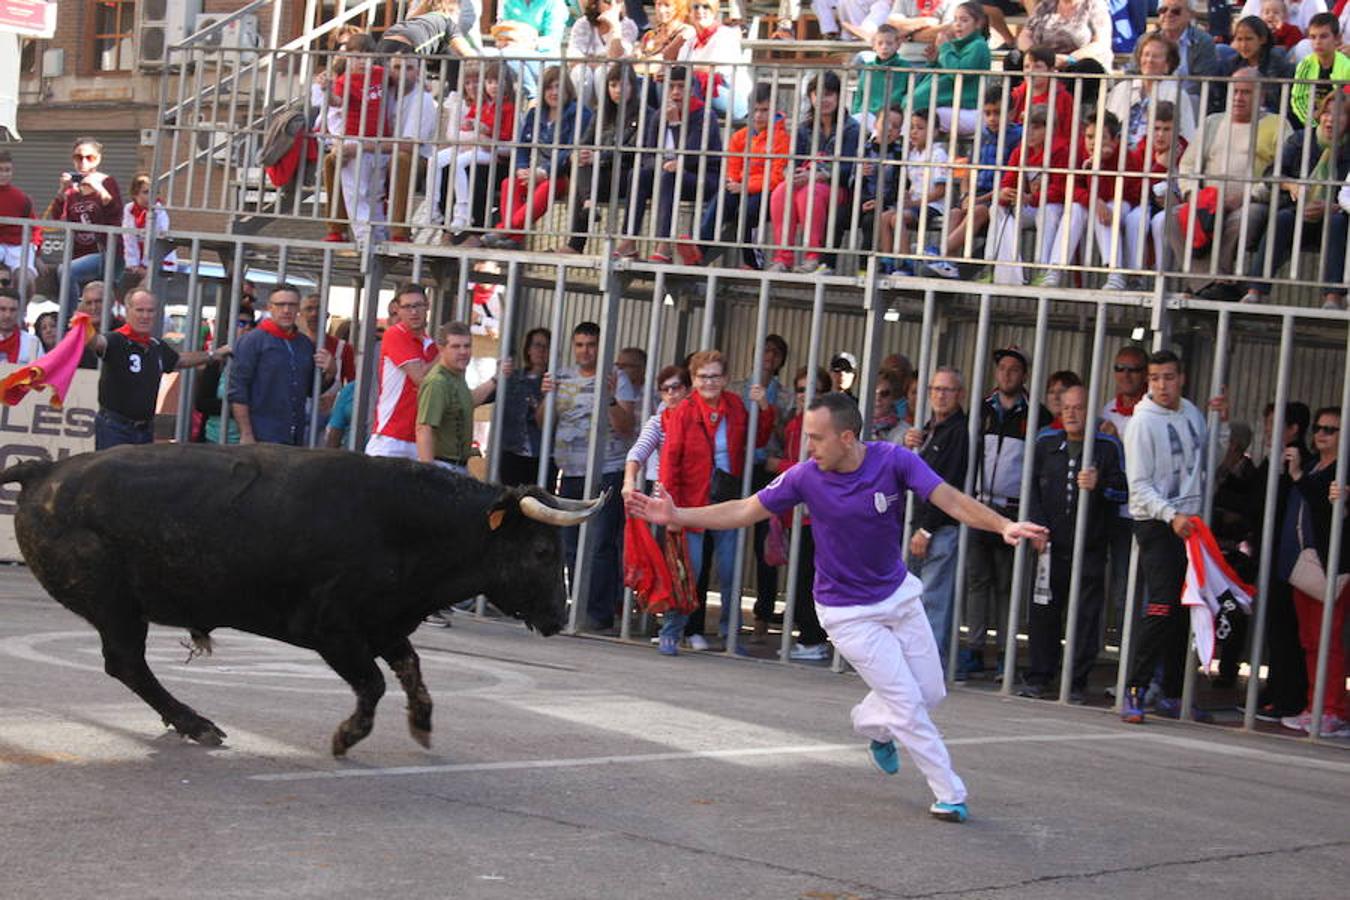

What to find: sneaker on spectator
left=973, top=269, right=994, bottom=283
left=448, top=213, right=469, bottom=234
left=658, top=635, right=679, bottom=656
left=1016, top=682, right=1045, bottom=699
left=868, top=739, right=900, bottom=775
left=1102, top=273, right=1127, bottom=291
left=1121, top=687, right=1145, bottom=724
left=1155, top=698, right=1214, bottom=723
left=923, top=258, right=961, bottom=279
left=483, top=232, right=522, bottom=250
left=1068, top=689, right=1086, bottom=705
left=789, top=642, right=830, bottom=661
left=794, top=257, right=823, bottom=274
left=929, top=801, right=969, bottom=823
left=766, top=260, right=790, bottom=273
left=687, top=633, right=710, bottom=651
left=424, top=610, right=453, bottom=628
left=1239, top=290, right=1264, bottom=304
left=1281, top=711, right=1313, bottom=732
left=1317, top=715, right=1350, bottom=737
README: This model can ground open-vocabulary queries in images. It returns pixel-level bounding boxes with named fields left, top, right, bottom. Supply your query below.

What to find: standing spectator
left=84, top=289, right=226, bottom=450
left=624, top=67, right=722, bottom=264
left=623, top=364, right=692, bottom=499
left=564, top=64, right=647, bottom=255
left=1282, top=408, right=1350, bottom=737
left=198, top=309, right=256, bottom=445
left=983, top=106, right=1073, bottom=287
left=385, top=51, right=441, bottom=243
left=0, top=291, right=40, bottom=365
left=416, top=321, right=480, bottom=471
left=0, top=150, right=42, bottom=286
left=229, top=287, right=334, bottom=446
left=1152, top=0, right=1219, bottom=101
left=1016, top=0, right=1115, bottom=104
left=871, top=368, right=908, bottom=442
left=768, top=71, right=862, bottom=274
left=764, top=365, right=834, bottom=659
left=830, top=352, right=859, bottom=397
left=366, top=283, right=438, bottom=459
left=567, top=0, right=641, bottom=104
left=76, top=281, right=118, bottom=370
left=658, top=349, right=775, bottom=653
left=908, top=2, right=994, bottom=136
left=323, top=32, right=388, bottom=245
left=1213, top=17, right=1295, bottom=114
left=903, top=366, right=970, bottom=671
left=1101, top=345, right=1148, bottom=632
left=299, top=293, right=357, bottom=428
left=494, top=0, right=570, bottom=101
left=33, top=311, right=59, bottom=353
left=1132, top=101, right=1187, bottom=271
left=120, top=174, right=177, bottom=289
left=964, top=347, right=1047, bottom=679
left=47, top=137, right=122, bottom=316
left=678, top=0, right=751, bottom=121
left=1104, top=32, right=1198, bottom=153
left=483, top=66, right=592, bottom=250
left=1022, top=385, right=1127, bottom=700
left=538, top=322, right=637, bottom=631
left=499, top=327, right=552, bottom=486
left=1042, top=369, right=1082, bottom=429
left=1120, top=350, right=1228, bottom=724
left=1289, top=13, right=1350, bottom=128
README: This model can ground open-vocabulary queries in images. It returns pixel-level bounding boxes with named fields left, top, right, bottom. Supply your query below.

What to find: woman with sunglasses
left=622, top=364, right=692, bottom=503
left=47, top=138, right=122, bottom=319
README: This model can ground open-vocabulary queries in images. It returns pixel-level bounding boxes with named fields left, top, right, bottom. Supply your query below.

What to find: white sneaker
left=448, top=212, right=470, bottom=235
left=687, top=634, right=710, bottom=651
left=789, top=642, right=831, bottom=661
left=1280, top=711, right=1313, bottom=732
left=1102, top=273, right=1127, bottom=291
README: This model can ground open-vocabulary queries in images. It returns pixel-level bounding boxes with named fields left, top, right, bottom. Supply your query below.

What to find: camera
left=69, top=172, right=84, bottom=184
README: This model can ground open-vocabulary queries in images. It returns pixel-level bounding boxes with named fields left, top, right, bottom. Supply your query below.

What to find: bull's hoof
left=331, top=731, right=349, bottom=758
left=330, top=715, right=373, bottom=757
left=409, top=724, right=432, bottom=749
left=175, top=716, right=227, bottom=746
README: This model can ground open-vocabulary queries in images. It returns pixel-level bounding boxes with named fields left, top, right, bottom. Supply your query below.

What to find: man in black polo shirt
left=85, top=288, right=227, bottom=449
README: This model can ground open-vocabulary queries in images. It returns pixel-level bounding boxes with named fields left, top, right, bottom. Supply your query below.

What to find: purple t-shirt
left=757, top=441, right=943, bottom=607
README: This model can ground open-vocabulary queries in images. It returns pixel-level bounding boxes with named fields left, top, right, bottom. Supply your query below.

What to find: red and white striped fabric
left=1182, top=517, right=1256, bottom=665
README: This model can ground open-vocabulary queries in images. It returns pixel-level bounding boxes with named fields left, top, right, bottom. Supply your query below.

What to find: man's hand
left=1171, top=514, right=1195, bottom=539
left=1095, top=199, right=1111, bottom=227
left=1100, top=420, right=1118, bottom=437
left=1209, top=385, right=1229, bottom=422
left=1304, top=199, right=1327, bottom=222
left=725, top=180, right=743, bottom=194
left=215, top=344, right=233, bottom=359
left=515, top=167, right=534, bottom=183
left=1283, top=445, right=1304, bottom=481
left=999, top=186, right=1017, bottom=205
left=540, top=372, right=556, bottom=394
left=1030, top=534, right=1048, bottom=554
left=908, top=530, right=930, bottom=559
left=315, top=347, right=334, bottom=374
left=1001, top=520, right=1049, bottom=547
left=863, top=198, right=877, bottom=212
left=903, top=427, right=924, bottom=449
left=749, top=383, right=768, bottom=411
left=1077, top=466, right=1098, bottom=491
left=1331, top=481, right=1344, bottom=503
left=626, top=486, right=677, bottom=526
left=499, top=356, right=515, bottom=378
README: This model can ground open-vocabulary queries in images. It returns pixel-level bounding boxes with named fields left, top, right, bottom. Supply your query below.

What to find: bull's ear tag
left=488, top=509, right=506, bottom=531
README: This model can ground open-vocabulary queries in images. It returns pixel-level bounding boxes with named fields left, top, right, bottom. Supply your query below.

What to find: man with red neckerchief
left=229, top=285, right=335, bottom=446
left=1101, top=345, right=1147, bottom=632
left=0, top=291, right=40, bottom=365
left=85, top=288, right=228, bottom=450
left=365, top=282, right=438, bottom=460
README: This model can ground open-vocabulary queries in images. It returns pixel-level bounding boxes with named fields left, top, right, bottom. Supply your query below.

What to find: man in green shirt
left=416, top=321, right=479, bottom=471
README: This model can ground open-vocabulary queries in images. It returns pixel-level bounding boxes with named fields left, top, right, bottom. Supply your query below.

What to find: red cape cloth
left=623, top=516, right=699, bottom=615
left=0, top=313, right=96, bottom=409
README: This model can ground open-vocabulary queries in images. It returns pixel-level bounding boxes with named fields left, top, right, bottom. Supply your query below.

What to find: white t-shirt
left=552, top=366, right=639, bottom=476
left=903, top=143, right=950, bottom=206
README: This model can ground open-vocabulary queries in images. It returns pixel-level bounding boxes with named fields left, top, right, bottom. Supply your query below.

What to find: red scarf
left=130, top=202, right=149, bottom=230
left=259, top=318, right=298, bottom=340
left=115, top=323, right=152, bottom=347
left=692, top=23, right=719, bottom=49
left=691, top=389, right=727, bottom=441
left=1114, top=392, right=1141, bottom=416
left=0, top=329, right=18, bottom=362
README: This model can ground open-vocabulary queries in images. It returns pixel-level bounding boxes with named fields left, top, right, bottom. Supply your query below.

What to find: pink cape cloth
left=0, top=312, right=96, bottom=409
left=1182, top=517, right=1256, bottom=665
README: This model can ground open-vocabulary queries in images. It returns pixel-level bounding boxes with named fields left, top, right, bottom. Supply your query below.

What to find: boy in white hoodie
left=1121, top=349, right=1229, bottom=724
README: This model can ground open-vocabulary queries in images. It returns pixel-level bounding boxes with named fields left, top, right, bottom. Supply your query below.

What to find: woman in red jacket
left=657, top=349, right=774, bottom=655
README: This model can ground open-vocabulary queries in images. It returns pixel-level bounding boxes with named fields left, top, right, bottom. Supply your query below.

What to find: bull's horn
left=519, top=496, right=604, bottom=527
left=541, top=488, right=610, bottom=511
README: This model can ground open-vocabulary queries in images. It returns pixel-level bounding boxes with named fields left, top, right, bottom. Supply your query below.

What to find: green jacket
left=1291, top=51, right=1350, bottom=126
left=851, top=53, right=916, bottom=115
left=909, top=33, right=993, bottom=115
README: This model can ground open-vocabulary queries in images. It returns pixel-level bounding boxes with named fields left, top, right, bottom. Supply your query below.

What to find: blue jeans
left=1324, top=211, right=1349, bottom=299
left=630, top=170, right=720, bottom=241
left=662, top=526, right=740, bottom=640
left=698, top=190, right=764, bottom=267
left=94, top=409, right=153, bottom=450
left=559, top=470, right=625, bottom=628
left=63, top=251, right=114, bottom=317
left=908, top=525, right=959, bottom=672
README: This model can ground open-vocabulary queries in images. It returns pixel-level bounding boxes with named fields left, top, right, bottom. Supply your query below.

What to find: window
left=90, top=0, right=136, bottom=73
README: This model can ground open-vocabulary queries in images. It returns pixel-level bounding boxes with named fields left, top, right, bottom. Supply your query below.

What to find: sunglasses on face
left=73, top=153, right=97, bottom=161
left=1159, top=6, right=1184, bottom=14
left=659, top=382, right=684, bottom=393
left=1313, top=424, right=1341, bottom=435
left=1114, top=364, right=1145, bottom=373
left=692, top=3, right=714, bottom=10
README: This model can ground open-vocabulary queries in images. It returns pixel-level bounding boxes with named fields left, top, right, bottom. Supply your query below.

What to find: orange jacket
left=725, top=116, right=790, bottom=196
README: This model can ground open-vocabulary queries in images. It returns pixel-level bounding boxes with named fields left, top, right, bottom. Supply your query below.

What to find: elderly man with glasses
left=1154, top=0, right=1219, bottom=98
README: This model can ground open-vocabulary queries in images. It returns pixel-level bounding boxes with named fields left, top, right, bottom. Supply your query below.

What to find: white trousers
left=365, top=434, right=419, bottom=460
left=815, top=574, right=968, bottom=805
left=985, top=202, right=1064, bottom=285
left=338, top=151, right=388, bottom=246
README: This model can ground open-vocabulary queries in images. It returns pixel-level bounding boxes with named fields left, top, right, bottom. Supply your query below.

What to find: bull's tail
left=0, top=458, right=55, bottom=486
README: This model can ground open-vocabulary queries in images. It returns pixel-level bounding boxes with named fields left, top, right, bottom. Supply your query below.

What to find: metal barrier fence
left=8, top=213, right=1349, bottom=745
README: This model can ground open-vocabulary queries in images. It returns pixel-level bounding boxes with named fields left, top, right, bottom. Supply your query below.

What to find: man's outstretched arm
left=928, top=482, right=1049, bottom=546
left=625, top=489, right=772, bottom=532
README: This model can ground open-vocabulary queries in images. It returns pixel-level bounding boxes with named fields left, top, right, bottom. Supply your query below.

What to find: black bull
left=0, top=444, right=605, bottom=756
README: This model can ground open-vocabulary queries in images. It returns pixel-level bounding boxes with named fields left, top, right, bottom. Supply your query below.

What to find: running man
left=626, top=392, right=1047, bottom=823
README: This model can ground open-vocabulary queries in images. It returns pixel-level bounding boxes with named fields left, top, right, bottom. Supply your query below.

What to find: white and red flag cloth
left=1182, top=516, right=1256, bottom=665
left=0, top=312, right=95, bottom=408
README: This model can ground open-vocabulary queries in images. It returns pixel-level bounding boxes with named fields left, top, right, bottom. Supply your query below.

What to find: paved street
left=0, top=569, right=1346, bottom=900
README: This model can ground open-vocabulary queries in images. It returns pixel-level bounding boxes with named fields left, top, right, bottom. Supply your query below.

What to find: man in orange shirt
left=687, top=84, right=790, bottom=268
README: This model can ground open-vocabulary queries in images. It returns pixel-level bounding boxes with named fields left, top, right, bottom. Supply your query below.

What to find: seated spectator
left=48, top=137, right=121, bottom=317
left=1134, top=100, right=1187, bottom=268
left=493, top=0, right=569, bottom=101
left=483, top=65, right=592, bottom=250
left=1010, top=45, right=1079, bottom=144
left=1290, top=12, right=1350, bottom=128
left=0, top=150, right=41, bottom=286
left=120, top=173, right=177, bottom=290
left=811, top=0, right=892, bottom=41
left=763, top=365, right=834, bottom=660
left=878, top=109, right=951, bottom=271
left=1243, top=91, right=1350, bottom=305
left=689, top=82, right=790, bottom=267
left=851, top=25, right=916, bottom=125
left=386, top=51, right=441, bottom=243
left=1241, top=0, right=1328, bottom=60
left=567, top=0, right=640, bottom=104
left=377, top=0, right=476, bottom=57
left=768, top=71, right=861, bottom=274
left=983, top=105, right=1073, bottom=286
left=1168, top=68, right=1284, bottom=299
left=438, top=60, right=517, bottom=235
left=634, top=0, right=696, bottom=80
left=679, top=0, right=752, bottom=121
left=0, top=290, right=39, bottom=364
left=323, top=32, right=388, bottom=245
left=624, top=67, right=722, bottom=263
left=847, top=104, right=906, bottom=255
left=565, top=64, right=648, bottom=255
left=33, top=311, right=58, bottom=353
left=1213, top=16, right=1295, bottom=114
left=887, top=0, right=958, bottom=64
left=1263, top=0, right=1306, bottom=48
left=1152, top=0, right=1219, bottom=100
left=1016, top=0, right=1114, bottom=104
left=908, top=2, right=994, bottom=136
left=1104, top=32, right=1198, bottom=151
left=924, top=85, right=1021, bottom=277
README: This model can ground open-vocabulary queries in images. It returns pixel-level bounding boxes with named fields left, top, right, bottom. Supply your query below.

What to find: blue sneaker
left=1155, top=698, right=1215, bottom=723
left=868, top=739, right=900, bottom=775
left=929, top=801, right=969, bottom=823
left=1121, top=686, right=1145, bottom=724
left=658, top=635, right=679, bottom=656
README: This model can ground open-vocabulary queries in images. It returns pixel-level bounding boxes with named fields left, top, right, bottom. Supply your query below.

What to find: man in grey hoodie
left=1120, top=350, right=1229, bottom=724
